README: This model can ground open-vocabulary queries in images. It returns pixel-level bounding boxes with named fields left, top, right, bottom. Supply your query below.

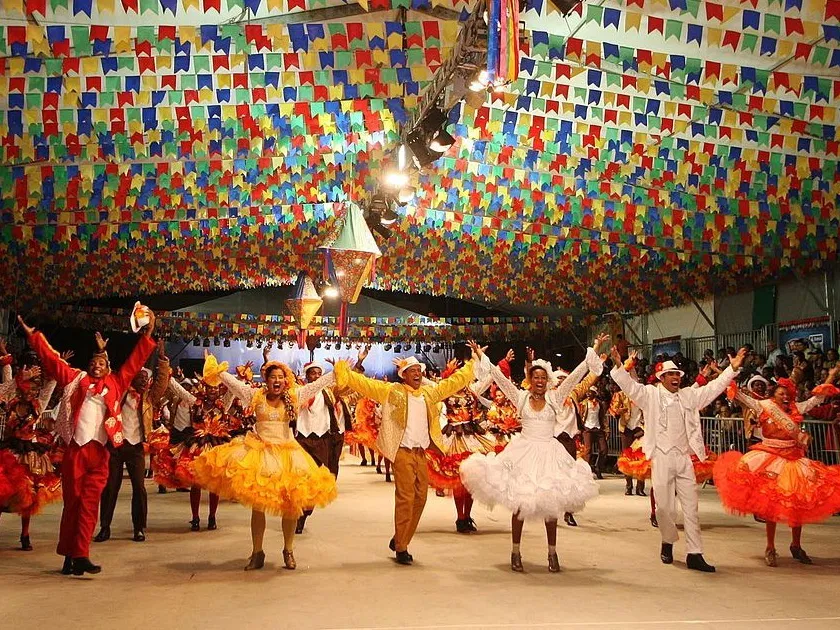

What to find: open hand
left=358, top=344, right=371, bottom=363
left=94, top=332, right=109, bottom=353
left=466, top=340, right=485, bottom=360
left=60, top=349, right=75, bottom=362
left=525, top=346, right=535, bottom=362
left=592, top=332, right=609, bottom=353
left=445, top=358, right=459, bottom=373
left=21, top=365, right=41, bottom=381
left=728, top=347, right=748, bottom=371
left=609, top=346, right=622, bottom=366
left=504, top=348, right=515, bottom=363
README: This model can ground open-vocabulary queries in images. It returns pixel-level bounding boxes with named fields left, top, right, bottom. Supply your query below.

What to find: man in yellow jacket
left=334, top=354, right=475, bottom=565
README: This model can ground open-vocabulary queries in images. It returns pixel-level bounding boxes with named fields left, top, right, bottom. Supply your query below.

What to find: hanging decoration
left=284, top=271, right=323, bottom=348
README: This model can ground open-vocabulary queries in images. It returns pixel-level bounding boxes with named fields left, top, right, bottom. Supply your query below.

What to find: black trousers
left=620, top=429, right=645, bottom=491
left=99, top=442, right=147, bottom=531
left=297, top=432, right=344, bottom=519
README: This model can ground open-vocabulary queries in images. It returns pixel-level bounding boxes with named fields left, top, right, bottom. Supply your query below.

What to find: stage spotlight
left=415, top=342, right=422, bottom=353
left=432, top=344, right=440, bottom=353
left=193, top=338, right=200, bottom=346
left=322, top=284, right=339, bottom=298
left=345, top=343, right=352, bottom=350
left=223, top=338, right=231, bottom=347
left=325, top=343, right=331, bottom=350
left=384, top=343, right=392, bottom=351
left=406, top=128, right=442, bottom=168
left=429, top=128, right=455, bottom=153
left=423, top=344, right=432, bottom=352
left=246, top=338, right=253, bottom=348
left=213, top=337, right=220, bottom=346
left=383, top=145, right=411, bottom=188
left=202, top=338, right=211, bottom=347
left=394, top=344, right=402, bottom=353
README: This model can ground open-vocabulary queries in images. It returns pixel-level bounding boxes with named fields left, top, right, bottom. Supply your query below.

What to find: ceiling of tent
left=0, top=0, right=838, bottom=318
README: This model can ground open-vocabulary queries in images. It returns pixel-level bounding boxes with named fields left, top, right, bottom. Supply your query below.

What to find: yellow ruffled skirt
left=192, top=432, right=338, bottom=517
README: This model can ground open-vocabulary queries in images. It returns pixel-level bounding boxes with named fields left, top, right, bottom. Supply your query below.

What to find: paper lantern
left=285, top=271, right=323, bottom=349
left=321, top=202, right=381, bottom=336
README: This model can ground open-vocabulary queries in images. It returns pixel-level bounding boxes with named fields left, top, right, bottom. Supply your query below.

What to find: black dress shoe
left=190, top=518, right=200, bottom=532
left=385, top=473, right=392, bottom=483
left=20, top=535, right=33, bottom=551
left=636, top=488, right=647, bottom=497
left=133, top=530, right=146, bottom=542
left=625, top=487, right=633, bottom=496
left=395, top=551, right=413, bottom=565
left=360, top=459, right=368, bottom=466
left=376, top=465, right=382, bottom=474
left=72, top=557, right=102, bottom=576
left=790, top=546, right=813, bottom=564
left=389, top=537, right=396, bottom=552
left=564, top=513, right=578, bottom=527
left=455, top=519, right=470, bottom=533
left=207, top=516, right=217, bottom=531
left=93, top=527, right=110, bottom=543
left=595, top=472, right=604, bottom=480
left=61, top=556, right=73, bottom=575
left=158, top=485, right=167, bottom=494
left=686, top=553, right=716, bottom=572
left=660, top=543, right=674, bottom=564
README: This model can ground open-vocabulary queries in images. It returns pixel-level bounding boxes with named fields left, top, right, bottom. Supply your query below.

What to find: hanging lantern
left=321, top=203, right=382, bottom=337
left=285, top=272, right=323, bottom=349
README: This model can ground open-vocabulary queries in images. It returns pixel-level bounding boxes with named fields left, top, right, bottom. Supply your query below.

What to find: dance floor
left=2, top=455, right=840, bottom=630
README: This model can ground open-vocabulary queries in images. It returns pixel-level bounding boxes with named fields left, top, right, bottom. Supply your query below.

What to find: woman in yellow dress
left=192, top=354, right=338, bottom=571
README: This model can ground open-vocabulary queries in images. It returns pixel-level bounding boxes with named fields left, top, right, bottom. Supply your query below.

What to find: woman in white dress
left=460, top=335, right=607, bottom=572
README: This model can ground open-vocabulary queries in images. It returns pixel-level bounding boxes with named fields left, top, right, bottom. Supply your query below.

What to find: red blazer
left=28, top=331, right=156, bottom=447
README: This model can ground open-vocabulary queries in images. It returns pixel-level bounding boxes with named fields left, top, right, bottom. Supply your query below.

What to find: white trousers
left=651, top=448, right=703, bottom=554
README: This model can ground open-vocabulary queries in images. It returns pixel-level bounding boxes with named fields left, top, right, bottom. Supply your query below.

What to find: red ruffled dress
left=425, top=388, right=496, bottom=495
left=170, top=390, right=234, bottom=488
left=618, top=439, right=717, bottom=484
left=714, top=384, right=840, bottom=526
left=0, top=399, right=62, bottom=516
left=485, top=398, right=521, bottom=453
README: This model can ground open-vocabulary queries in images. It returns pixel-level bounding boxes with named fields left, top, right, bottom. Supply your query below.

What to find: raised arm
left=114, top=335, right=158, bottom=392
left=729, top=387, right=762, bottom=414
left=427, top=360, right=475, bottom=404
left=688, top=365, right=739, bottom=410
left=168, top=376, right=198, bottom=406
left=296, top=370, right=337, bottom=410
left=149, top=346, right=172, bottom=407
left=219, top=370, right=257, bottom=407
left=24, top=330, right=80, bottom=387
left=798, top=369, right=840, bottom=415
left=567, top=369, right=600, bottom=406
left=333, top=360, right=392, bottom=405
left=552, top=348, right=603, bottom=405
left=470, top=372, right=495, bottom=409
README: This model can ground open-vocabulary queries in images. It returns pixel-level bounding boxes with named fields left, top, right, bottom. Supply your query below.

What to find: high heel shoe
left=790, top=546, right=813, bottom=564
left=282, top=549, right=297, bottom=570
left=244, top=550, right=266, bottom=571
left=650, top=515, right=658, bottom=528
left=764, top=548, right=778, bottom=567
left=385, top=473, right=392, bottom=483
left=20, top=535, right=33, bottom=551
left=510, top=552, right=524, bottom=572
left=547, top=551, right=561, bottom=573
left=207, top=516, right=217, bottom=530
left=189, top=518, right=200, bottom=532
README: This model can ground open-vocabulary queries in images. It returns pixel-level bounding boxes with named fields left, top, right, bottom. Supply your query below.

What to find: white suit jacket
left=609, top=365, right=737, bottom=461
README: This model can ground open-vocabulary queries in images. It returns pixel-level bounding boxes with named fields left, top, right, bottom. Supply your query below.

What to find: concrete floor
left=2, top=455, right=840, bottom=630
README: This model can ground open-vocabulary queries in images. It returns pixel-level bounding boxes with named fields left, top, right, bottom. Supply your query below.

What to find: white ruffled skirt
left=459, top=434, right=599, bottom=521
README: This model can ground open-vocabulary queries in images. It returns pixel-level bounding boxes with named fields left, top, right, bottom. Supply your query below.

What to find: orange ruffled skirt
left=426, top=429, right=497, bottom=494
left=618, top=446, right=717, bottom=484
left=714, top=447, right=840, bottom=526
left=192, top=432, right=337, bottom=518
left=0, top=448, right=61, bottom=516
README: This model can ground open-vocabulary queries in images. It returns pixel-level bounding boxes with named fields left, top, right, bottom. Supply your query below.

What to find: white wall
left=627, top=298, right=715, bottom=345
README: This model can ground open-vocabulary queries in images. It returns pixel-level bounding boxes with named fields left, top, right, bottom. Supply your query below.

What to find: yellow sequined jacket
left=334, top=360, right=475, bottom=462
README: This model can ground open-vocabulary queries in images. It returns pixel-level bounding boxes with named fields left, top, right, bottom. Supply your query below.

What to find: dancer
left=0, top=354, right=59, bottom=551
left=461, top=336, right=607, bottom=573
left=607, top=345, right=746, bottom=572
left=166, top=356, right=234, bottom=531
left=742, top=374, right=769, bottom=447
left=579, top=387, right=608, bottom=479
left=293, top=345, right=367, bottom=533
left=192, top=355, right=337, bottom=570
left=714, top=369, right=840, bottom=567
left=333, top=353, right=476, bottom=565
left=610, top=369, right=645, bottom=496
left=425, top=359, right=497, bottom=534
left=94, top=340, right=170, bottom=544
left=19, top=312, right=157, bottom=576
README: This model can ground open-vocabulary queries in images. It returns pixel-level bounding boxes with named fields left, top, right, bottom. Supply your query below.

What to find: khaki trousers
left=392, top=447, right=429, bottom=552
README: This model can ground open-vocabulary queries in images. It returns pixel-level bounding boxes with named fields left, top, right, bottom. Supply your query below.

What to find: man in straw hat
left=606, top=345, right=746, bottom=572
left=17, top=309, right=157, bottom=576
left=333, top=349, right=476, bottom=565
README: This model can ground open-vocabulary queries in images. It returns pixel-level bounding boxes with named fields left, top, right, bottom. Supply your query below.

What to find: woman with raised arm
left=191, top=355, right=337, bottom=571
left=460, top=335, right=607, bottom=573
left=0, top=345, right=60, bottom=551
left=714, top=367, right=840, bottom=567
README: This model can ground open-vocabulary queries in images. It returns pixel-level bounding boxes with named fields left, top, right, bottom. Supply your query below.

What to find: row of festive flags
left=0, top=21, right=457, bottom=57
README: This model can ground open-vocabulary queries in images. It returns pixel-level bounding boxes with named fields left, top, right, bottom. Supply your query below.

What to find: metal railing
left=629, top=325, right=778, bottom=362
left=603, top=416, right=840, bottom=466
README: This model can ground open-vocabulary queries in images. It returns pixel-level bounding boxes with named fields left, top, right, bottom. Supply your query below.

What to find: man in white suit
left=607, top=346, right=746, bottom=572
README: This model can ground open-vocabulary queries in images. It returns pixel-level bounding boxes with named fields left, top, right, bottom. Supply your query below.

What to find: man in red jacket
left=18, top=312, right=157, bottom=576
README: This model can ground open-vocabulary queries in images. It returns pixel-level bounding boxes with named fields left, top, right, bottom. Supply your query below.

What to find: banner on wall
left=651, top=335, right=682, bottom=359
left=778, top=317, right=833, bottom=354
